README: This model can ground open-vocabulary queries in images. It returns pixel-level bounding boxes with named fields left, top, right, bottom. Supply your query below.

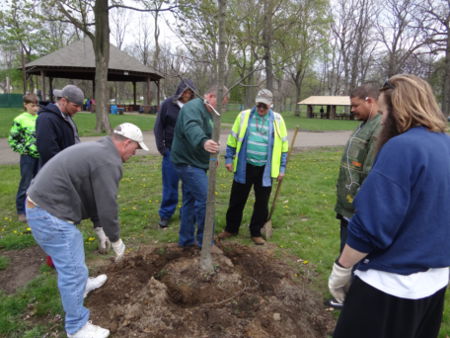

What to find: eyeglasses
left=381, top=80, right=395, bottom=91
left=256, top=103, right=268, bottom=109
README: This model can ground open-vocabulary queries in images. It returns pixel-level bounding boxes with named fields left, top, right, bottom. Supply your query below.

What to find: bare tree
left=326, top=0, right=378, bottom=94
left=416, top=0, right=450, bottom=116
left=376, top=0, right=427, bottom=77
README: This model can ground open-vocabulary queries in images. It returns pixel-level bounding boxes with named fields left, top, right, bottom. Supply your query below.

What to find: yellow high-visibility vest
left=227, top=109, right=288, bottom=177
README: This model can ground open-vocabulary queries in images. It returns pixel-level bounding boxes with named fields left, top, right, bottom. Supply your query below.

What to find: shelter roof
left=24, top=38, right=163, bottom=82
left=298, top=96, right=350, bottom=106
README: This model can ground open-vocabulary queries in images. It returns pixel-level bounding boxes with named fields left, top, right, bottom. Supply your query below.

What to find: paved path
left=0, top=130, right=352, bottom=165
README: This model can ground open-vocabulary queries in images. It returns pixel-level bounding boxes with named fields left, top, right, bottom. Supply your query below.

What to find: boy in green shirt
left=8, top=94, right=40, bottom=222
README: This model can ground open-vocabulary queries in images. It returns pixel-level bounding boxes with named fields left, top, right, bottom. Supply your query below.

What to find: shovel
left=261, top=127, right=299, bottom=240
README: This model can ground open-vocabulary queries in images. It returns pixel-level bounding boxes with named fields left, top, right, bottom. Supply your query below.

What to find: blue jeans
left=175, top=164, right=208, bottom=247
left=26, top=205, right=89, bottom=335
left=16, top=154, right=39, bottom=215
left=159, top=150, right=180, bottom=220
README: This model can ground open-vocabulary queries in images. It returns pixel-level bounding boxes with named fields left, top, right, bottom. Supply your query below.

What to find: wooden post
left=307, top=105, right=312, bottom=118
left=157, top=79, right=160, bottom=107
left=40, top=71, right=46, bottom=102
left=49, top=77, right=54, bottom=102
left=331, top=105, right=337, bottom=119
left=133, top=81, right=137, bottom=106
left=328, top=105, right=333, bottom=119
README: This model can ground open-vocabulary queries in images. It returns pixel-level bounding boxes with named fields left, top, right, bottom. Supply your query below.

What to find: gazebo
left=298, top=96, right=351, bottom=119
left=24, top=38, right=163, bottom=110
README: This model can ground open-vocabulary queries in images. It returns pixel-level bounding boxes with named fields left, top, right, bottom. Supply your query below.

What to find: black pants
left=225, top=164, right=272, bottom=237
left=334, top=276, right=446, bottom=338
left=338, top=216, right=349, bottom=253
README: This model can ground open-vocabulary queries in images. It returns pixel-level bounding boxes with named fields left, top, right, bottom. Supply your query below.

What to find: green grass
left=1, top=107, right=359, bottom=138
left=0, top=150, right=448, bottom=337
left=0, top=256, right=9, bottom=270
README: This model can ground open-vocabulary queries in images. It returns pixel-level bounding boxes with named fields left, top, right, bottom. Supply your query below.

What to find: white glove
left=328, top=262, right=353, bottom=303
left=94, top=227, right=111, bottom=254
left=111, top=238, right=126, bottom=262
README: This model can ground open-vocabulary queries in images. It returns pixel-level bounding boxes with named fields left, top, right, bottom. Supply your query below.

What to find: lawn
left=0, top=149, right=449, bottom=337
left=0, top=106, right=359, bottom=138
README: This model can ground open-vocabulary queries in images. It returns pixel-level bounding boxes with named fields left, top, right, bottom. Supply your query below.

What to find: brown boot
left=217, top=231, right=235, bottom=241
left=251, top=236, right=266, bottom=245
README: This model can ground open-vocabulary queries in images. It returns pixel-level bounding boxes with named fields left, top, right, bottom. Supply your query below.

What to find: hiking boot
left=159, top=218, right=169, bottom=229
left=67, top=321, right=110, bottom=338
left=217, top=231, right=235, bottom=240
left=84, top=274, right=108, bottom=298
left=18, top=214, right=27, bottom=223
left=251, top=236, right=266, bottom=245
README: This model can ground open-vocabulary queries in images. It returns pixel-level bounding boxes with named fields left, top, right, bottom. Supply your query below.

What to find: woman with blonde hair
left=328, top=74, right=450, bottom=338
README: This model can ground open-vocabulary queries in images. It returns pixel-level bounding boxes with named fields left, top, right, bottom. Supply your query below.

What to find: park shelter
left=298, top=96, right=351, bottom=119
left=24, top=38, right=163, bottom=109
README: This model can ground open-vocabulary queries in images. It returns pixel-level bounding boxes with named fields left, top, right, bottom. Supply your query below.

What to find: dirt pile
left=87, top=243, right=335, bottom=337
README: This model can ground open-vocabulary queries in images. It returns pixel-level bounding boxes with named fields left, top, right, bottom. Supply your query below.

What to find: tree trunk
left=201, top=0, right=227, bottom=273
left=263, top=0, right=274, bottom=91
left=94, top=0, right=112, bottom=133
left=21, top=47, right=27, bottom=94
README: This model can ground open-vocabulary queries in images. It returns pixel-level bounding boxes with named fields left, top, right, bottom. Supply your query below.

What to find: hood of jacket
left=173, top=79, right=196, bottom=102
left=39, top=102, right=63, bottom=118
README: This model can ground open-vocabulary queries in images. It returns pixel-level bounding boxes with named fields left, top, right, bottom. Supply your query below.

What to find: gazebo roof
left=24, top=38, right=163, bottom=82
left=298, top=96, right=350, bottom=106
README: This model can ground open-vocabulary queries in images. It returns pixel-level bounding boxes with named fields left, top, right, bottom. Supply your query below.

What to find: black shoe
left=159, top=218, right=169, bottom=228
left=325, top=298, right=344, bottom=310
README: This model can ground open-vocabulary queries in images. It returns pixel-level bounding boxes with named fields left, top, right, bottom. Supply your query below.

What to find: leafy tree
left=0, top=0, right=55, bottom=92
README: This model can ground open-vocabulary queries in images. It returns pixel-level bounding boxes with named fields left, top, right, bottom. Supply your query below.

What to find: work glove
left=328, top=261, right=353, bottom=303
left=94, top=227, right=111, bottom=254
left=112, top=238, right=126, bottom=262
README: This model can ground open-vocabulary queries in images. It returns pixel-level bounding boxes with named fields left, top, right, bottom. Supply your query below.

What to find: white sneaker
left=67, top=321, right=110, bottom=338
left=83, top=274, right=107, bottom=298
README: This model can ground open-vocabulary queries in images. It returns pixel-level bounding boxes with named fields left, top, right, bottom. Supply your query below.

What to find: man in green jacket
left=329, top=84, right=382, bottom=308
left=171, top=85, right=228, bottom=248
left=335, top=84, right=382, bottom=252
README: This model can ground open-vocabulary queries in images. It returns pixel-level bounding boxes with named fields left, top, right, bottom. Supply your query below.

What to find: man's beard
left=377, top=111, right=400, bottom=152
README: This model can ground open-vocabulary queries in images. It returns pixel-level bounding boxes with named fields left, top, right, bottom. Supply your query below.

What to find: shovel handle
left=268, top=126, right=300, bottom=219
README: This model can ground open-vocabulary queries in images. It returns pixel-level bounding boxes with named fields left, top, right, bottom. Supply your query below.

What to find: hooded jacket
left=36, top=103, right=78, bottom=167
left=154, top=79, right=196, bottom=155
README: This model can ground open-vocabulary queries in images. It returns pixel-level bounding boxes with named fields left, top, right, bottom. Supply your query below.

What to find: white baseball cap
left=113, top=123, right=149, bottom=151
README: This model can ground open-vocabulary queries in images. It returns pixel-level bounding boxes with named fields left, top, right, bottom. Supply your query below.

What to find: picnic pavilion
left=298, top=96, right=352, bottom=119
left=24, top=38, right=163, bottom=112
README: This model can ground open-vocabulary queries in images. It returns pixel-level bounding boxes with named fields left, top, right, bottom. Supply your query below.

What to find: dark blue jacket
left=36, top=103, right=77, bottom=167
left=348, top=127, right=450, bottom=275
left=154, top=79, right=196, bottom=155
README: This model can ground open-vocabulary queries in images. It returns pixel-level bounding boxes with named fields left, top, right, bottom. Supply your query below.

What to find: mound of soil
left=86, top=243, right=335, bottom=337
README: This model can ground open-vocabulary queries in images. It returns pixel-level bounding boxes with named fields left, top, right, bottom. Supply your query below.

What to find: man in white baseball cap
left=113, top=122, right=149, bottom=152
left=26, top=122, right=148, bottom=338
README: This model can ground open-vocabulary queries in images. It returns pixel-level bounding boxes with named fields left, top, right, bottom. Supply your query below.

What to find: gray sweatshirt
left=27, top=137, right=123, bottom=242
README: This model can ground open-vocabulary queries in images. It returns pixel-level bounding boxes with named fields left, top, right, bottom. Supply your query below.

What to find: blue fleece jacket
left=347, top=127, right=450, bottom=275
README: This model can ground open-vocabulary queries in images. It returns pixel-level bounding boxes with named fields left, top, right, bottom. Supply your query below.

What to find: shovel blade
left=261, top=220, right=273, bottom=240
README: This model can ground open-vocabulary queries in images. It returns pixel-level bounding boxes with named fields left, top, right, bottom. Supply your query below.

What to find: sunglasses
left=256, top=103, right=268, bottom=109
left=381, top=80, right=395, bottom=91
